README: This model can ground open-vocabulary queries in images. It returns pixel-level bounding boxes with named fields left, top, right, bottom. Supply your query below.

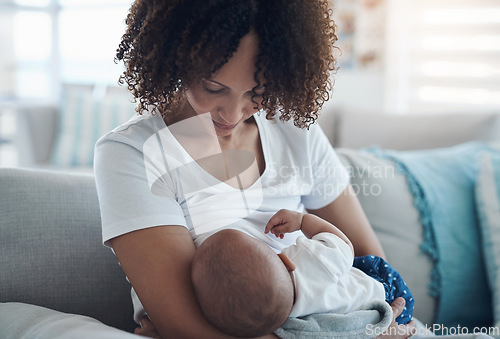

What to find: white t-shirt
left=94, top=111, right=350, bottom=321
left=282, top=232, right=386, bottom=318
left=95, top=111, right=349, bottom=251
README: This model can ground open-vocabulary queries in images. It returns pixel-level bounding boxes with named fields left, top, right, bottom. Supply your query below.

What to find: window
left=58, top=2, right=130, bottom=86
left=0, top=0, right=130, bottom=103
left=386, top=0, right=500, bottom=114
left=0, top=1, right=54, bottom=101
left=0, top=0, right=131, bottom=166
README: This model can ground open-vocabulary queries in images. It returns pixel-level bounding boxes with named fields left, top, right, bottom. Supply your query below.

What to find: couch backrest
left=0, top=168, right=136, bottom=332
left=320, top=107, right=500, bottom=150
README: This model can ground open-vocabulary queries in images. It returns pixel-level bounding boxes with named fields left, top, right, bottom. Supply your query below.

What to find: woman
left=94, top=0, right=415, bottom=338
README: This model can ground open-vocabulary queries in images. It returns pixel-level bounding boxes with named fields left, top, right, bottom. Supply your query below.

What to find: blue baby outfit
left=353, top=255, right=414, bottom=324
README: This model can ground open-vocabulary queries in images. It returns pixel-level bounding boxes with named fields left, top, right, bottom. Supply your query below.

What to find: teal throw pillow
left=370, top=142, right=495, bottom=329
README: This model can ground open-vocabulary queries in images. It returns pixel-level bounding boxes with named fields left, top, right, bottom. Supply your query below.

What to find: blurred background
left=0, top=0, right=499, bottom=169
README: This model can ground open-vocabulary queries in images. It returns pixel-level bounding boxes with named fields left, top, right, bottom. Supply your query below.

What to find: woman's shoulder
left=96, top=112, right=166, bottom=152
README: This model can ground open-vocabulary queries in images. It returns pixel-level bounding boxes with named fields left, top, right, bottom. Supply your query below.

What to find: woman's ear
left=277, top=253, right=296, bottom=272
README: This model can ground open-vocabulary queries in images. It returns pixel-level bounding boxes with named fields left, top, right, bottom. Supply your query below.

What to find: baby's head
left=192, top=229, right=294, bottom=337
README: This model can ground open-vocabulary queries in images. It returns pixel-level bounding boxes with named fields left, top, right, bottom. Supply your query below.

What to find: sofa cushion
left=336, top=148, right=437, bottom=326
left=0, top=303, right=139, bottom=339
left=0, top=168, right=135, bottom=332
left=476, top=151, right=500, bottom=329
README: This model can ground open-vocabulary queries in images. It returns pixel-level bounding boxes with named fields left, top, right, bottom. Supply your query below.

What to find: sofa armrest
left=0, top=168, right=135, bottom=332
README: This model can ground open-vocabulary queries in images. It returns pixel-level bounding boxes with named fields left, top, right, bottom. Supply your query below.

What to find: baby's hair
left=192, top=230, right=294, bottom=337
left=116, top=0, right=338, bottom=129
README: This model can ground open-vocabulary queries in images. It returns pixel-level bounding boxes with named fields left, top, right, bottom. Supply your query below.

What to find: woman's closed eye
left=202, top=83, right=225, bottom=95
left=201, top=78, right=265, bottom=96
left=203, top=86, right=223, bottom=95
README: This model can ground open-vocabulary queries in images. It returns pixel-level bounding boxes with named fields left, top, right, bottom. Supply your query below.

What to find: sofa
left=1, top=108, right=500, bottom=338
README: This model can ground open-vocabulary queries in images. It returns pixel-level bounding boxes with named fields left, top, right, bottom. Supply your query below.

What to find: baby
left=191, top=209, right=414, bottom=338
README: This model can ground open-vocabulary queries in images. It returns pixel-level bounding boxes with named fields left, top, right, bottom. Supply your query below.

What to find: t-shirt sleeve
left=94, top=135, right=187, bottom=247
left=310, top=232, right=354, bottom=276
left=288, top=233, right=354, bottom=279
left=301, top=123, right=350, bottom=210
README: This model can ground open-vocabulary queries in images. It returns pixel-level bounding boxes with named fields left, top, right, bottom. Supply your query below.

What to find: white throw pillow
left=475, top=151, right=500, bottom=334
left=336, top=148, right=437, bottom=326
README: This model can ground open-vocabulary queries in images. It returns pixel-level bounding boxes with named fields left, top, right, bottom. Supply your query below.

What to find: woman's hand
left=376, top=298, right=416, bottom=339
left=133, top=316, right=281, bottom=339
left=134, top=317, right=159, bottom=338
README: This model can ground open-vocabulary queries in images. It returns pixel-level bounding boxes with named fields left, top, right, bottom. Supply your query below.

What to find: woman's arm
left=306, top=184, right=386, bottom=259
left=111, top=225, right=220, bottom=339
left=111, top=225, right=278, bottom=339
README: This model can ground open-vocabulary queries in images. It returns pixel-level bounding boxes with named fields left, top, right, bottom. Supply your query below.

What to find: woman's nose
left=218, top=101, right=248, bottom=125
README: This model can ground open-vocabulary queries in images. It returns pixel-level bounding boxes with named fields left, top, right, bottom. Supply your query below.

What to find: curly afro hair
left=116, top=0, right=338, bottom=129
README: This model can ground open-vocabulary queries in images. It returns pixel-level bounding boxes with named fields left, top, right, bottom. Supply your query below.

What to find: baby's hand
left=265, top=209, right=304, bottom=239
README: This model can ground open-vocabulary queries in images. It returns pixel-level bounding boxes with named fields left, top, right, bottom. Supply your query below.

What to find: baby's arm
left=265, top=209, right=354, bottom=254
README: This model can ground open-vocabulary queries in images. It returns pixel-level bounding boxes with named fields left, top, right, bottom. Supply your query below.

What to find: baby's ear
left=277, top=253, right=296, bottom=272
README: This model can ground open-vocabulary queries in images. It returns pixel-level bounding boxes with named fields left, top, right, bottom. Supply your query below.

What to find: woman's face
left=184, top=31, right=265, bottom=138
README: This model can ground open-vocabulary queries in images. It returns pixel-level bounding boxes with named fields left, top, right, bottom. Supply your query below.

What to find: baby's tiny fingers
left=264, top=221, right=275, bottom=234
left=272, top=224, right=290, bottom=235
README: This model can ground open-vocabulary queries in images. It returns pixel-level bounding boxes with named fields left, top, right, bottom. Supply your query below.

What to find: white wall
left=330, top=71, right=386, bottom=112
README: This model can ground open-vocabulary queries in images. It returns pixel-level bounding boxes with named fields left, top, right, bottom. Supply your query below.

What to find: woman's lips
left=212, top=120, right=237, bottom=130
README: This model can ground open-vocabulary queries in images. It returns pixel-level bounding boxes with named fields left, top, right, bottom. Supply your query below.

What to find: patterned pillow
left=51, top=88, right=136, bottom=167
